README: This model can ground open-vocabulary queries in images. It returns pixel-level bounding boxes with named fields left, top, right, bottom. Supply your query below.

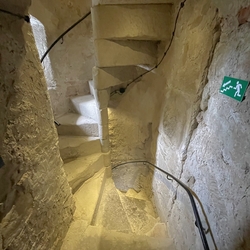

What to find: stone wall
left=30, top=0, right=95, bottom=117
left=0, top=2, right=74, bottom=249
left=153, top=0, right=250, bottom=249
left=109, top=72, right=166, bottom=166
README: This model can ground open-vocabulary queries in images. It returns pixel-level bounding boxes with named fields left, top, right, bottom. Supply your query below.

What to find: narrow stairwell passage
left=60, top=159, right=175, bottom=250
left=56, top=3, right=177, bottom=249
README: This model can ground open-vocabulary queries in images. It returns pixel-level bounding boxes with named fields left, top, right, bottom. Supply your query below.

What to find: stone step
left=62, top=225, right=175, bottom=250
left=63, top=153, right=104, bottom=193
left=91, top=4, right=172, bottom=41
left=70, top=94, right=98, bottom=121
left=73, top=167, right=108, bottom=223
left=59, top=136, right=101, bottom=161
left=117, top=190, right=161, bottom=236
left=93, top=176, right=162, bottom=237
left=93, top=178, right=133, bottom=233
left=60, top=220, right=89, bottom=250
left=56, top=113, right=99, bottom=137
left=94, top=39, right=157, bottom=67
left=92, top=65, right=147, bottom=89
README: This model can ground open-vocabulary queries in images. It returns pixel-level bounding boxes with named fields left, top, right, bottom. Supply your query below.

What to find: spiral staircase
left=58, top=1, right=174, bottom=249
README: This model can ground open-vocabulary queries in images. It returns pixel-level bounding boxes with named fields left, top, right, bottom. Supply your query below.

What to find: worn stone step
left=94, top=39, right=157, bottom=67
left=93, top=178, right=132, bottom=233
left=92, top=65, right=147, bottom=89
left=63, top=225, right=175, bottom=250
left=71, top=94, right=98, bottom=121
left=63, top=153, right=104, bottom=193
left=93, top=176, right=162, bottom=236
left=117, top=190, right=161, bottom=236
left=56, top=113, right=99, bottom=137
left=73, top=167, right=108, bottom=223
left=59, top=136, right=102, bottom=161
left=92, top=4, right=172, bottom=41
left=60, top=220, right=89, bottom=250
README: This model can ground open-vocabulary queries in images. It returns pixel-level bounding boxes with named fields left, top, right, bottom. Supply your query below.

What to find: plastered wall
left=30, top=0, right=95, bottom=117
left=153, top=0, right=250, bottom=249
left=0, top=2, right=75, bottom=249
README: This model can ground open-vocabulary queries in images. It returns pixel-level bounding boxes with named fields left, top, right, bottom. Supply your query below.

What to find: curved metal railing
left=40, top=11, right=91, bottom=63
left=112, top=160, right=210, bottom=250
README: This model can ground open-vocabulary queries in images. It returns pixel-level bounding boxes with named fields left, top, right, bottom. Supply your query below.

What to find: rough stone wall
left=153, top=0, right=250, bottom=249
left=30, top=0, right=95, bottom=117
left=109, top=72, right=166, bottom=166
left=0, top=3, right=75, bottom=249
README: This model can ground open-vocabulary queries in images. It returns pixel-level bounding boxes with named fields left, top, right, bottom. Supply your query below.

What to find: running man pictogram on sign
left=234, top=81, right=242, bottom=97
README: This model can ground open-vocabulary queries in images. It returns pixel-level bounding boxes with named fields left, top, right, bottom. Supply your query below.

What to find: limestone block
left=94, top=39, right=157, bottom=67
left=0, top=11, right=74, bottom=250
left=71, top=95, right=98, bottom=122
left=100, top=138, right=110, bottom=153
left=98, top=124, right=109, bottom=140
left=93, top=178, right=133, bottom=232
left=92, top=66, right=147, bottom=89
left=56, top=113, right=99, bottom=137
left=92, top=88, right=110, bottom=109
left=60, top=220, right=89, bottom=250
left=59, top=136, right=102, bottom=161
left=91, top=4, right=172, bottom=40
left=63, top=153, right=104, bottom=193
left=117, top=192, right=160, bottom=235
left=96, top=108, right=109, bottom=126
left=73, top=168, right=107, bottom=222
left=77, top=225, right=174, bottom=249
left=103, top=151, right=111, bottom=168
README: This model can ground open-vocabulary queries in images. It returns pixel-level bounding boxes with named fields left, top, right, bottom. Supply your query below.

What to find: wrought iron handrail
left=40, top=11, right=91, bottom=63
left=112, top=160, right=210, bottom=250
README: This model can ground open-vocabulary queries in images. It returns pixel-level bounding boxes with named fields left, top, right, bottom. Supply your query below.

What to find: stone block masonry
left=0, top=2, right=75, bottom=249
left=153, top=0, right=250, bottom=249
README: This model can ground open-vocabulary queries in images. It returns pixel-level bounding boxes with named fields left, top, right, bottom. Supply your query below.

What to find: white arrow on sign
left=223, top=80, right=231, bottom=87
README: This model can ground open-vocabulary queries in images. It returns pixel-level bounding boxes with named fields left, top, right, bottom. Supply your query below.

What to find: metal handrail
left=0, top=8, right=30, bottom=22
left=110, top=0, right=187, bottom=96
left=40, top=11, right=91, bottom=63
left=112, top=160, right=210, bottom=250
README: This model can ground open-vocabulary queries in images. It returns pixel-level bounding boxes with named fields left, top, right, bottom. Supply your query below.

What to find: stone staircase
left=56, top=93, right=99, bottom=138
left=57, top=2, right=174, bottom=249
left=60, top=163, right=175, bottom=250
left=55, top=1, right=172, bottom=162
left=91, top=2, right=172, bottom=92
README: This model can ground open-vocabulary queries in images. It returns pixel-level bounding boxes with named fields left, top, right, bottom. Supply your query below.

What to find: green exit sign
left=220, top=76, right=249, bottom=102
